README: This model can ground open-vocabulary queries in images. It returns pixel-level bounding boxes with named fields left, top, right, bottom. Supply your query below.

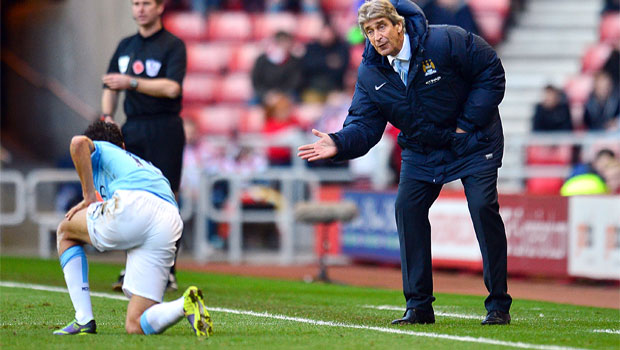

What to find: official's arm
left=102, top=75, right=181, bottom=99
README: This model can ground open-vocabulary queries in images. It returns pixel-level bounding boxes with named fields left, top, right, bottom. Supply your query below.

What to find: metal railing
left=1, top=131, right=617, bottom=259
left=0, top=170, right=27, bottom=226
left=26, top=169, right=79, bottom=257
left=501, top=131, right=620, bottom=180
left=194, top=170, right=320, bottom=264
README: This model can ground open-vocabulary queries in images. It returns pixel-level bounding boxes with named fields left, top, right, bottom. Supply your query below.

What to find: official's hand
left=297, top=129, right=338, bottom=162
left=102, top=74, right=131, bottom=90
left=456, top=127, right=467, bottom=133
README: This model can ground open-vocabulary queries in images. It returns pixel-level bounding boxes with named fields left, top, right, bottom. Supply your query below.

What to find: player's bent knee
left=57, top=219, right=77, bottom=240
left=56, top=221, right=66, bottom=238
left=56, top=221, right=69, bottom=248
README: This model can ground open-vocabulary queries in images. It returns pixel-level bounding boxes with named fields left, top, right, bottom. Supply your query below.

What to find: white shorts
left=86, top=190, right=183, bottom=303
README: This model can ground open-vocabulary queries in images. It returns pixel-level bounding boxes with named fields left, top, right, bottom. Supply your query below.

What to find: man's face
left=542, top=88, right=559, bottom=108
left=363, top=17, right=403, bottom=57
left=131, top=0, right=163, bottom=27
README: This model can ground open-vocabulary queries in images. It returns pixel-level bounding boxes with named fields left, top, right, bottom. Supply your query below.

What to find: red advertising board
left=320, top=186, right=573, bottom=278
left=501, top=195, right=569, bottom=277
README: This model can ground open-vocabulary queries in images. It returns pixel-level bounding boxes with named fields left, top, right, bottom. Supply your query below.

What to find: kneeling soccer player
left=53, top=120, right=213, bottom=337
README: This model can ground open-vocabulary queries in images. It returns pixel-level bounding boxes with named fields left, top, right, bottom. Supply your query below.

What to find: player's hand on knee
left=66, top=198, right=95, bottom=220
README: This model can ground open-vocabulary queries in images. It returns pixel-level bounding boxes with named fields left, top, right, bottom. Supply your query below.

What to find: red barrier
left=501, top=195, right=569, bottom=277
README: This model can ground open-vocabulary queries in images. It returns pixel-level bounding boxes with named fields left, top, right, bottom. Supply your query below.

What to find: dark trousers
left=122, top=116, right=185, bottom=193
left=395, top=169, right=512, bottom=313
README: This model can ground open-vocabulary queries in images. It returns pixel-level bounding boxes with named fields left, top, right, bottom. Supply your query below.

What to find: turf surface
left=1, top=256, right=618, bottom=350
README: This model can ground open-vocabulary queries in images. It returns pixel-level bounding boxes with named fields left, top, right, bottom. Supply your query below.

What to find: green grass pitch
left=0, top=256, right=618, bottom=350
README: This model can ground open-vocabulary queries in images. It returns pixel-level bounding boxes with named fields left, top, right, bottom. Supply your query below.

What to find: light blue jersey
left=91, top=141, right=177, bottom=208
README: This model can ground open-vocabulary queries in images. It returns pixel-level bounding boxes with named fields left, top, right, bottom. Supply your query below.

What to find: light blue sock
left=140, top=297, right=184, bottom=335
left=60, top=245, right=93, bottom=324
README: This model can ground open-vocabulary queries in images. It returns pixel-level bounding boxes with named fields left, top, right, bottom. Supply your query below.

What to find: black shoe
left=481, top=310, right=511, bottom=325
left=391, top=308, right=435, bottom=325
left=111, top=270, right=125, bottom=292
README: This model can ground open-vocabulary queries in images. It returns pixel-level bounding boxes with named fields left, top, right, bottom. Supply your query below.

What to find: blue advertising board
left=342, top=190, right=401, bottom=263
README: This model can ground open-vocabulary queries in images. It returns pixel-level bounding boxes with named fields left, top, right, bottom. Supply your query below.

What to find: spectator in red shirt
left=262, top=91, right=302, bottom=166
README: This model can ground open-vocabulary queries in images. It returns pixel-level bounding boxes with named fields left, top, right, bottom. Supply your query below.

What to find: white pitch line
left=0, top=281, right=587, bottom=350
left=0, top=281, right=128, bottom=301
left=592, top=329, right=620, bottom=335
left=363, top=304, right=482, bottom=320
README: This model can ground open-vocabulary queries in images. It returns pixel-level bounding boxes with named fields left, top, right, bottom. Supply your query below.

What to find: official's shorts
left=86, top=190, right=183, bottom=302
left=122, top=116, right=185, bottom=193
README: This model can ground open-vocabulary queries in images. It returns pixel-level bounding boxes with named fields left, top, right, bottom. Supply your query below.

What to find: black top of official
left=106, top=28, right=186, bottom=119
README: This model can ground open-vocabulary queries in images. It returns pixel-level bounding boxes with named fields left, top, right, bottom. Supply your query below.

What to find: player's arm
left=66, top=136, right=97, bottom=220
left=102, top=74, right=181, bottom=99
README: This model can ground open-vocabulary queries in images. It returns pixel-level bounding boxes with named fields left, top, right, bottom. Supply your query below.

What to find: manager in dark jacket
left=298, top=0, right=511, bottom=325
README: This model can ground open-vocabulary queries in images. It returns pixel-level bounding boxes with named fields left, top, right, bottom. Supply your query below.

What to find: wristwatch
left=129, top=78, right=138, bottom=90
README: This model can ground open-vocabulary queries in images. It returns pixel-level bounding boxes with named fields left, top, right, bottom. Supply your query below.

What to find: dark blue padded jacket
left=330, top=0, right=505, bottom=184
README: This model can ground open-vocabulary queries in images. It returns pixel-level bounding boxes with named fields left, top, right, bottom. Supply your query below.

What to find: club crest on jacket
left=422, top=59, right=437, bottom=76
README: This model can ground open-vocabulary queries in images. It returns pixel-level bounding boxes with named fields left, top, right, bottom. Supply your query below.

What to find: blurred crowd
left=167, top=0, right=519, bottom=248
left=169, top=0, right=518, bottom=193
left=529, top=2, right=620, bottom=195
left=160, top=0, right=620, bottom=201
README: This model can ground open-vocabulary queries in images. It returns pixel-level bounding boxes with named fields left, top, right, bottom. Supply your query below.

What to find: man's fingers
left=65, top=208, right=76, bottom=220
left=298, top=144, right=314, bottom=151
left=297, top=150, right=314, bottom=158
left=308, top=154, right=324, bottom=162
left=312, top=129, right=326, bottom=138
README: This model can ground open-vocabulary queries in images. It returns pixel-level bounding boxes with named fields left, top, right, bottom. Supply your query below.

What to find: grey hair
left=358, top=0, right=405, bottom=38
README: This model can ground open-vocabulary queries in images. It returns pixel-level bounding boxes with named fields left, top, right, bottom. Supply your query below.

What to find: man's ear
left=122, top=142, right=126, bottom=150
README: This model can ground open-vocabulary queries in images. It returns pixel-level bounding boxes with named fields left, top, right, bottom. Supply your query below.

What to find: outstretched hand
left=297, top=129, right=338, bottom=162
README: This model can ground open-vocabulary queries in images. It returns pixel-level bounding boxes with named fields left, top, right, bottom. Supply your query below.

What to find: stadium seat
left=468, top=0, right=511, bottom=18
left=349, top=44, right=365, bottom=69
left=186, top=43, right=234, bottom=73
left=296, top=14, right=325, bottom=42
left=564, top=74, right=594, bottom=106
left=600, top=12, right=620, bottom=44
left=321, top=0, right=355, bottom=12
left=182, top=74, right=218, bottom=103
left=229, top=43, right=263, bottom=72
left=216, top=73, right=253, bottom=103
left=162, top=12, right=207, bottom=41
left=239, top=106, right=266, bottom=133
left=581, top=43, right=613, bottom=73
left=474, top=12, right=504, bottom=46
left=526, top=177, right=564, bottom=195
left=207, top=12, right=252, bottom=41
left=180, top=105, right=203, bottom=122
left=192, top=105, right=243, bottom=135
left=526, top=145, right=573, bottom=165
left=252, top=13, right=297, bottom=40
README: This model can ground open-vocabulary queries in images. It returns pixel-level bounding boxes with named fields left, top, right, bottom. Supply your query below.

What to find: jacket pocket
left=450, top=130, right=491, bottom=157
left=418, top=122, right=452, bottom=147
